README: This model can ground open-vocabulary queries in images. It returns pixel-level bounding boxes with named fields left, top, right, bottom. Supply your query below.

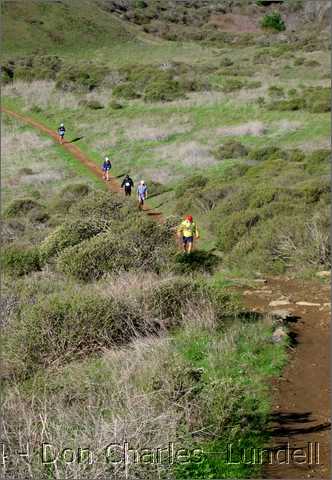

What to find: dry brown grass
left=3, top=80, right=80, bottom=111
left=155, top=141, right=216, bottom=168
left=216, top=121, right=266, bottom=137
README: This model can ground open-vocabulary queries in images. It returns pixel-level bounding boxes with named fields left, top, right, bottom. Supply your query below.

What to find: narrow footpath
left=242, top=277, right=330, bottom=479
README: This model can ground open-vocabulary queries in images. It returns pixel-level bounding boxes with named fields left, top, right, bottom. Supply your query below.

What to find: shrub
left=40, top=218, right=108, bottom=260
left=109, top=100, right=124, bottom=109
left=249, top=185, right=279, bottom=208
left=175, top=174, right=208, bottom=199
left=57, top=217, right=175, bottom=281
left=220, top=57, right=233, bottom=67
left=248, top=146, right=286, bottom=162
left=112, top=82, right=140, bottom=99
left=55, top=63, right=106, bottom=92
left=173, top=250, right=219, bottom=274
left=60, top=183, right=91, bottom=198
left=28, top=207, right=49, bottom=224
left=214, top=140, right=248, bottom=160
left=18, top=167, right=34, bottom=175
left=69, top=190, right=127, bottom=221
left=287, top=149, right=306, bottom=163
left=144, top=79, right=185, bottom=102
left=1, top=244, right=42, bottom=277
left=4, top=198, right=42, bottom=217
left=260, top=12, right=286, bottom=32
left=147, top=277, right=201, bottom=320
left=268, top=85, right=284, bottom=98
left=3, top=291, right=148, bottom=378
left=268, top=98, right=306, bottom=111
left=305, top=150, right=330, bottom=175
left=217, top=209, right=261, bottom=252
left=296, top=178, right=330, bottom=204
left=221, top=78, right=244, bottom=92
left=81, top=100, right=104, bottom=110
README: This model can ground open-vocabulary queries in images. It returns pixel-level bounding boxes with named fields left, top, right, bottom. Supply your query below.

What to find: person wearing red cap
left=177, top=215, right=199, bottom=254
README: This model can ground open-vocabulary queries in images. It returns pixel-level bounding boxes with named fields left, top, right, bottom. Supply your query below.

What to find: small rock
left=243, top=290, right=253, bottom=295
left=316, top=271, right=330, bottom=278
left=269, top=300, right=291, bottom=307
left=269, top=309, right=296, bottom=321
left=296, top=301, right=321, bottom=307
left=253, top=279, right=267, bottom=284
left=272, top=327, right=288, bottom=343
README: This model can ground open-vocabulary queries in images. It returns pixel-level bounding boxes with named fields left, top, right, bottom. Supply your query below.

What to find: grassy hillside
left=2, top=0, right=132, bottom=56
left=1, top=1, right=330, bottom=479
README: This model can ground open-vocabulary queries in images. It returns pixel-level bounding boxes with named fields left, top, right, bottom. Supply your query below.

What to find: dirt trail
left=2, top=107, right=330, bottom=478
left=241, top=276, right=330, bottom=479
left=1, top=107, right=163, bottom=221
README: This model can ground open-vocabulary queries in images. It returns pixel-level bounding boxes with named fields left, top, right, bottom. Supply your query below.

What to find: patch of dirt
left=240, top=277, right=331, bottom=479
left=209, top=13, right=261, bottom=33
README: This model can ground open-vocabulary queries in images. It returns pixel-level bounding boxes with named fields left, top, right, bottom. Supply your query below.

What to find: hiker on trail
left=137, top=180, right=148, bottom=209
left=57, top=123, right=66, bottom=144
left=102, top=156, right=112, bottom=181
left=121, top=174, right=134, bottom=196
left=177, top=215, right=199, bottom=254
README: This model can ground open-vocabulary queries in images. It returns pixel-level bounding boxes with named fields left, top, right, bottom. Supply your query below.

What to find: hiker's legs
left=106, top=170, right=109, bottom=181
left=187, top=241, right=193, bottom=254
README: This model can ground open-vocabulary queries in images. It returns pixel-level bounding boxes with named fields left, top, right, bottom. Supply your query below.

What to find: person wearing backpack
left=102, top=156, right=112, bottom=181
left=57, top=123, right=66, bottom=144
left=137, top=180, right=148, bottom=209
left=121, top=174, right=134, bottom=196
left=177, top=215, right=199, bottom=254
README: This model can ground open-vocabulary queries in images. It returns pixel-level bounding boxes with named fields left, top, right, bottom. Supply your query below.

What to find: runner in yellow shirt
left=177, top=215, right=199, bottom=254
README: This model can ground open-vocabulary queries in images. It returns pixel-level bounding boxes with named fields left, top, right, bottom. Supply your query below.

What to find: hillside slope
left=2, top=0, right=132, bottom=56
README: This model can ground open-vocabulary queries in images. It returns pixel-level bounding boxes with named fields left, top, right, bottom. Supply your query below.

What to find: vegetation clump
left=214, top=140, right=248, bottom=160
left=4, top=198, right=42, bottom=217
left=1, top=244, right=42, bottom=277
left=260, top=12, right=286, bottom=32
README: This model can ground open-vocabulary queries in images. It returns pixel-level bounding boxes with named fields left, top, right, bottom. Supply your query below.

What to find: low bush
left=221, top=78, right=244, bottom=92
left=1, top=244, right=42, bottom=277
left=60, top=183, right=91, bottom=198
left=112, top=82, right=140, bottom=99
left=260, top=12, right=286, bottom=32
left=55, top=63, right=106, bottom=92
left=214, top=140, right=248, bottom=160
left=144, top=79, right=185, bottom=102
left=4, top=198, right=42, bottom=217
left=217, top=209, right=261, bottom=253
left=268, top=97, right=306, bottom=111
left=18, top=167, right=34, bottom=175
left=268, top=87, right=330, bottom=113
left=268, top=85, right=284, bottom=98
left=175, top=174, right=209, bottom=199
left=40, top=218, right=108, bottom=260
left=173, top=250, right=219, bottom=274
left=3, top=291, right=150, bottom=378
left=109, top=100, right=124, bottom=109
left=57, top=216, right=175, bottom=281
left=248, top=146, right=286, bottom=162
left=79, top=99, right=104, bottom=110
left=69, top=190, right=128, bottom=221
left=296, top=177, right=330, bottom=204
left=305, top=149, right=330, bottom=175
